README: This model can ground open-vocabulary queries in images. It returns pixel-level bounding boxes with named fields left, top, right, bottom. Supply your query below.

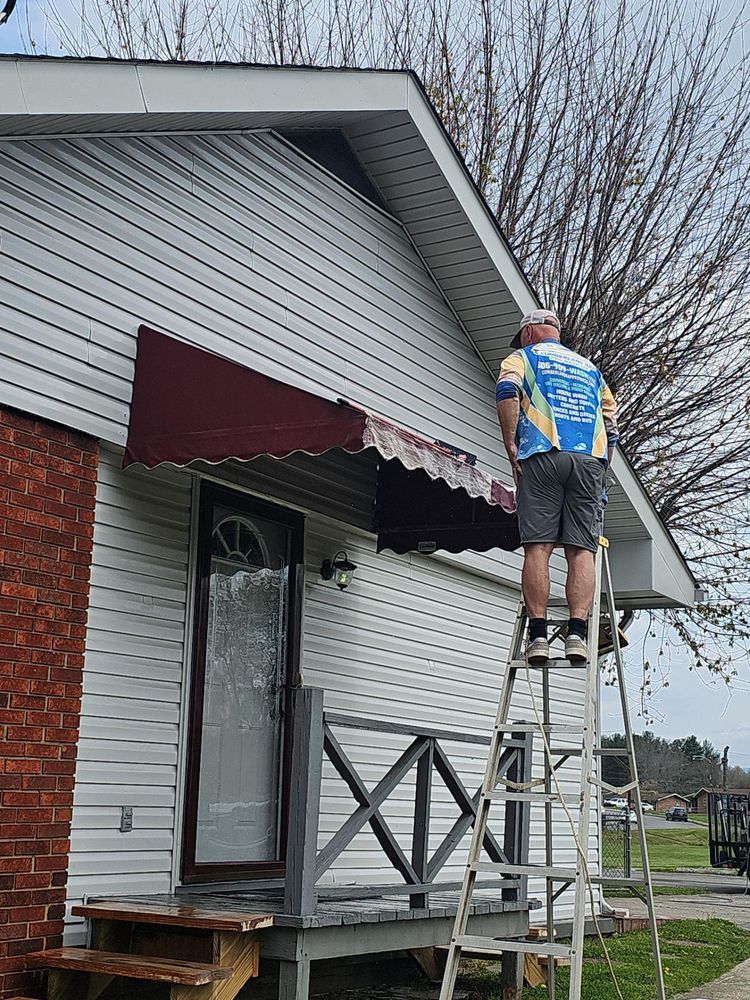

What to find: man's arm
left=602, top=382, right=619, bottom=466
left=497, top=397, right=521, bottom=479
left=495, top=352, right=525, bottom=479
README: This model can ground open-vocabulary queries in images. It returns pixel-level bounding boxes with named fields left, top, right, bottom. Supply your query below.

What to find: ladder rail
left=567, top=545, right=603, bottom=996
left=438, top=602, right=528, bottom=1000
left=542, top=657, right=557, bottom=1000
left=602, top=549, right=667, bottom=1000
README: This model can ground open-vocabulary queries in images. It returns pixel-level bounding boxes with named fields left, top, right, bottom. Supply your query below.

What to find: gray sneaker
left=565, top=634, right=588, bottom=662
left=526, top=636, right=549, bottom=665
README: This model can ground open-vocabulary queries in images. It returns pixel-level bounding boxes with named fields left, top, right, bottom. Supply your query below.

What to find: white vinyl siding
left=67, top=448, right=191, bottom=941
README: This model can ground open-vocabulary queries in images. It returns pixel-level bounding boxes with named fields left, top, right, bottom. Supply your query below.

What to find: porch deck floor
left=97, top=889, right=537, bottom=930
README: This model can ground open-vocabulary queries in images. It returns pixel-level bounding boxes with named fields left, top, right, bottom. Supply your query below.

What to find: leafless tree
left=35, top=0, right=750, bottom=674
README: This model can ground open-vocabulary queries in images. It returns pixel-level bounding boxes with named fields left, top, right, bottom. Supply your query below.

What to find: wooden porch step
left=26, top=947, right=234, bottom=985
left=72, top=899, right=274, bottom=933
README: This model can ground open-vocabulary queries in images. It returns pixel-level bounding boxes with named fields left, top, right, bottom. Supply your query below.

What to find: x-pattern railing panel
left=315, top=718, right=523, bottom=889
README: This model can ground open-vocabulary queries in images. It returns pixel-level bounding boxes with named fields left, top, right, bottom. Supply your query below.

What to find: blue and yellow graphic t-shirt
left=496, top=341, right=618, bottom=462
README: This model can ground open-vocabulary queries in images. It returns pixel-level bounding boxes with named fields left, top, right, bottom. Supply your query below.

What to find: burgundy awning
left=124, top=326, right=519, bottom=554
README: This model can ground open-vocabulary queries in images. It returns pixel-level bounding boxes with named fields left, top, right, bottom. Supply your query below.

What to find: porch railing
left=283, top=686, right=532, bottom=915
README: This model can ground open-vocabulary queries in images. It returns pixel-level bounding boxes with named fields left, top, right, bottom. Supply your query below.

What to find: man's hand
left=507, top=441, right=522, bottom=482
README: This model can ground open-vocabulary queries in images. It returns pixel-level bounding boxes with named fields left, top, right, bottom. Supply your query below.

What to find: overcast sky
left=2, top=0, right=749, bottom=771
left=601, top=612, right=750, bottom=769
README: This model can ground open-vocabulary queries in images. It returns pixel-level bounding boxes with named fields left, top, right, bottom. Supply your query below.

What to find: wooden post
left=279, top=958, right=311, bottom=1000
left=500, top=731, right=532, bottom=1000
left=284, top=686, right=324, bottom=917
left=410, top=739, right=434, bottom=910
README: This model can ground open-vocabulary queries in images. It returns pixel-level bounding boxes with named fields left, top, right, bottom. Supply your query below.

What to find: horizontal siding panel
left=76, top=761, right=176, bottom=786
left=80, top=694, right=181, bottom=725
left=72, top=806, right=174, bottom=829
left=69, top=851, right=173, bottom=876
left=81, top=717, right=178, bottom=746
left=85, top=631, right=185, bottom=664
left=90, top=544, right=188, bottom=586
left=73, top=784, right=176, bottom=808
left=70, top=829, right=175, bottom=853
left=77, top=738, right=178, bottom=766
left=81, top=672, right=180, bottom=704
left=66, top=871, right=173, bottom=897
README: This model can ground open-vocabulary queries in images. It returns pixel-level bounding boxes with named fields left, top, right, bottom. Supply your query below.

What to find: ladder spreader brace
left=438, top=540, right=666, bottom=1000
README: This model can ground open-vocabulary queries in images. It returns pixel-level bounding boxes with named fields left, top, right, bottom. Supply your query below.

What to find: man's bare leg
left=564, top=545, right=596, bottom=619
left=522, top=543, right=555, bottom=618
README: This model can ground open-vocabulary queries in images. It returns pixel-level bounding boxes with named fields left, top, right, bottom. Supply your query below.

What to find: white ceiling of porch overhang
left=0, top=56, right=695, bottom=607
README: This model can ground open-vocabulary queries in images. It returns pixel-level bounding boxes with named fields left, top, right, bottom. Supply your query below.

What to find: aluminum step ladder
left=439, top=539, right=666, bottom=1000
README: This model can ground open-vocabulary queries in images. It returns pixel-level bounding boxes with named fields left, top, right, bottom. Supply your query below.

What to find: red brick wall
left=0, top=406, right=98, bottom=999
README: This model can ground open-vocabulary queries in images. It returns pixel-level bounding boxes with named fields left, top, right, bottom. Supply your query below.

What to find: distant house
left=690, top=787, right=750, bottom=814
left=656, top=793, right=690, bottom=812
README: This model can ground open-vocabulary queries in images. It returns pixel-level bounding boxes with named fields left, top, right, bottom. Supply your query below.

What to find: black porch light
left=321, top=551, right=357, bottom=591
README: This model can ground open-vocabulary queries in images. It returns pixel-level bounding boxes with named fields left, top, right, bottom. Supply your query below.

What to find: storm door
left=182, top=483, right=303, bottom=882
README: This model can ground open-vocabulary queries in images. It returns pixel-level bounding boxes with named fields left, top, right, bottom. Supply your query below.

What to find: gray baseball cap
left=510, top=309, right=561, bottom=348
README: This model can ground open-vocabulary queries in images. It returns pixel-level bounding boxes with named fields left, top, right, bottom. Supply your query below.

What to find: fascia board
left=14, top=59, right=145, bottom=115
left=1, top=57, right=410, bottom=120
left=0, top=61, right=27, bottom=114
left=137, top=63, right=409, bottom=114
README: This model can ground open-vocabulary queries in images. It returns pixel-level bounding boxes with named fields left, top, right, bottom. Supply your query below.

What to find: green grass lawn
left=605, top=885, right=707, bottom=897
left=457, top=918, right=750, bottom=999
left=689, top=813, right=709, bottom=826
left=632, top=823, right=710, bottom=871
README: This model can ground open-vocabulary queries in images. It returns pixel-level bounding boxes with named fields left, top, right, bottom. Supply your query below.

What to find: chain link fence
left=601, top=810, right=632, bottom=878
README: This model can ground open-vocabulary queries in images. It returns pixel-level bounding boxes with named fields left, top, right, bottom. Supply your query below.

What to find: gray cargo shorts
left=516, top=450, right=605, bottom=552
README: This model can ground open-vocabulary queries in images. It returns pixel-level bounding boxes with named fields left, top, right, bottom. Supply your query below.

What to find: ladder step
left=545, top=747, right=634, bottom=757
left=510, top=658, right=588, bottom=669
left=471, top=861, right=578, bottom=880
left=487, top=790, right=581, bottom=805
left=495, top=723, right=585, bottom=734
left=453, top=934, right=573, bottom=959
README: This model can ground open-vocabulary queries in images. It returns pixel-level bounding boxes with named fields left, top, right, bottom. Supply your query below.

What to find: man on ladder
left=495, top=310, right=619, bottom=665
left=438, top=309, right=666, bottom=1000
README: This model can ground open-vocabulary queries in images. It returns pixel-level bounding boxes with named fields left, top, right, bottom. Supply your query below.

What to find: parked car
left=604, top=797, right=628, bottom=809
left=641, top=802, right=654, bottom=812
left=665, top=806, right=688, bottom=821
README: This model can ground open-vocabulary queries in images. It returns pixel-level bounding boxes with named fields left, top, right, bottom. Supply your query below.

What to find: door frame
left=180, top=480, right=305, bottom=884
